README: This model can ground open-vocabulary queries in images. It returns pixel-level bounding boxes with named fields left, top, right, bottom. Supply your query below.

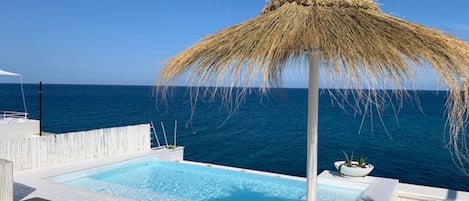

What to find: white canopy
left=0, top=70, right=20, bottom=76
left=0, top=69, right=27, bottom=115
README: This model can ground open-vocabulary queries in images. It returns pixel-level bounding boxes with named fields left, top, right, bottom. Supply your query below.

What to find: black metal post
left=39, top=81, right=43, bottom=136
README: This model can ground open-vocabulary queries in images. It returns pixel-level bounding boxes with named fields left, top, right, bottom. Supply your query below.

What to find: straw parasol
left=158, top=0, right=469, bottom=200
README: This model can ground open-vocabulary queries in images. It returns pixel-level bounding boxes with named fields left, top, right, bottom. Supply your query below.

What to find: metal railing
left=150, top=121, right=161, bottom=147
left=150, top=120, right=178, bottom=149
left=1, top=111, right=28, bottom=119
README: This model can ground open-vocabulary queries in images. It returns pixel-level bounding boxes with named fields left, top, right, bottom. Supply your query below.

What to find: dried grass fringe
left=157, top=0, right=469, bottom=175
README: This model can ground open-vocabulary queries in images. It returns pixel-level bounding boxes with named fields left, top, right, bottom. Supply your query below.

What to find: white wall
left=0, top=124, right=151, bottom=171
left=0, top=118, right=40, bottom=140
left=0, top=159, right=13, bottom=201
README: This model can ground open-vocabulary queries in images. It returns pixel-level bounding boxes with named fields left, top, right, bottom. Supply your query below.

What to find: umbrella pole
left=306, top=52, right=320, bottom=201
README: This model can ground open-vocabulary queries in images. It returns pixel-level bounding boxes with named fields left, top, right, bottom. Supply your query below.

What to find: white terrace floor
left=13, top=148, right=469, bottom=201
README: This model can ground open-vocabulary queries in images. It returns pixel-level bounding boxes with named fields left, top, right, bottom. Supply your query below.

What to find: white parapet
left=0, top=159, right=13, bottom=201
left=0, top=124, right=152, bottom=171
left=319, top=170, right=399, bottom=201
left=319, top=170, right=469, bottom=201
left=397, top=183, right=469, bottom=201
left=154, top=146, right=185, bottom=161
left=0, top=118, right=40, bottom=140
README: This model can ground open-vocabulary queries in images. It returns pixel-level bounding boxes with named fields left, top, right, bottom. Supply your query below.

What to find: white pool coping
left=318, top=170, right=399, bottom=201
left=13, top=148, right=183, bottom=201
left=180, top=160, right=369, bottom=190
left=13, top=150, right=469, bottom=201
left=397, top=183, right=469, bottom=201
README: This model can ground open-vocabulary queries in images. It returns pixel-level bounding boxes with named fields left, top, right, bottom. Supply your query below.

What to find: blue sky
left=0, top=0, right=468, bottom=89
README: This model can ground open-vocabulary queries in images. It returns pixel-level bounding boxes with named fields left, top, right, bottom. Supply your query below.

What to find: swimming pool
left=49, top=157, right=368, bottom=201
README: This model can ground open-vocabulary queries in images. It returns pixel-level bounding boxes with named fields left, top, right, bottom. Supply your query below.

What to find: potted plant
left=334, top=151, right=374, bottom=177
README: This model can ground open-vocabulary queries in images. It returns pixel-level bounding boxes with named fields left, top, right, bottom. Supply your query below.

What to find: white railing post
left=0, top=159, right=13, bottom=201
left=150, top=121, right=161, bottom=147
left=161, top=122, right=169, bottom=148
left=173, top=120, right=177, bottom=147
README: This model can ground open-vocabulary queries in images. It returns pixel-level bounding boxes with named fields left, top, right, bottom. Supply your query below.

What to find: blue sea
left=1, top=83, right=468, bottom=191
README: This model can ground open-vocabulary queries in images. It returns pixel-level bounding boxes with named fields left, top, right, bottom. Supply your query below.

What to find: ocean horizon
left=1, top=83, right=467, bottom=191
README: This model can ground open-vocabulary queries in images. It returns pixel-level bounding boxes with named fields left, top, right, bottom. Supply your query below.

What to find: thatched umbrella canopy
left=158, top=0, right=469, bottom=200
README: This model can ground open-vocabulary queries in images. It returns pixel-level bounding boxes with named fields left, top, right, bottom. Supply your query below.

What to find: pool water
left=49, top=158, right=367, bottom=201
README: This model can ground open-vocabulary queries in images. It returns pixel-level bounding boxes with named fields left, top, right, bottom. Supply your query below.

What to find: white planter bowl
left=334, top=161, right=374, bottom=177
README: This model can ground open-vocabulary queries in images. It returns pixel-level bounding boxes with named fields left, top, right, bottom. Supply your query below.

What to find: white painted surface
left=319, top=170, right=398, bottom=201
left=319, top=170, right=469, bottom=201
left=0, top=159, right=13, bottom=201
left=397, top=183, right=469, bottom=201
left=306, top=51, right=320, bottom=201
left=0, top=118, right=39, bottom=140
left=0, top=124, right=151, bottom=171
